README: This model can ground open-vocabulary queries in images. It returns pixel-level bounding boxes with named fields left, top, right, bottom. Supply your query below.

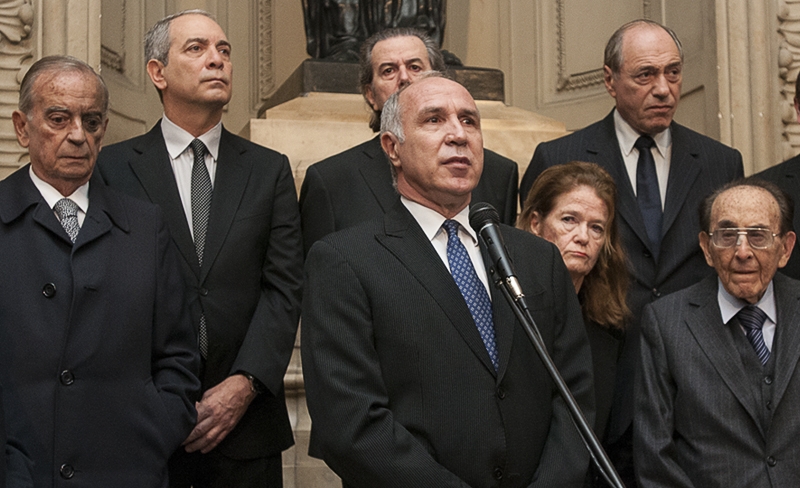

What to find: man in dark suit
left=755, top=75, right=800, bottom=280
left=517, top=19, right=744, bottom=484
left=302, top=74, right=594, bottom=487
left=635, top=178, right=800, bottom=487
left=0, top=56, right=200, bottom=486
left=97, top=10, right=303, bottom=488
left=299, top=27, right=519, bottom=256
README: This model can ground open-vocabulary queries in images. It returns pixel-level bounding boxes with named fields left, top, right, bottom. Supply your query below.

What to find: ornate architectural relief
left=778, top=0, right=800, bottom=159
left=0, top=0, right=33, bottom=169
left=257, top=0, right=274, bottom=104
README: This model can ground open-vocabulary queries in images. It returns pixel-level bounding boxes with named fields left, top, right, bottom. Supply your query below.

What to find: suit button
left=766, top=401, right=772, bottom=410
left=60, top=463, right=74, bottom=479
left=496, top=386, right=506, bottom=400
left=764, top=376, right=773, bottom=385
left=199, top=288, right=209, bottom=296
left=643, top=251, right=652, bottom=258
left=493, top=467, right=503, bottom=480
left=60, top=370, right=74, bottom=386
left=42, top=283, right=56, bottom=298
left=652, top=288, right=661, bottom=298
left=767, top=456, right=777, bottom=467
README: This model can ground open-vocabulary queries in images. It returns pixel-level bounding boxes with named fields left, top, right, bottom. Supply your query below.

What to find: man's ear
left=698, top=231, right=714, bottom=267
left=146, top=59, right=167, bottom=91
left=365, top=85, right=379, bottom=112
left=381, top=132, right=401, bottom=170
left=12, top=110, right=29, bottom=148
left=778, top=231, right=797, bottom=268
left=603, top=65, right=617, bottom=99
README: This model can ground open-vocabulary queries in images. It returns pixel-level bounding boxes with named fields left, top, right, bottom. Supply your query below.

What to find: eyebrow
left=378, top=57, right=424, bottom=69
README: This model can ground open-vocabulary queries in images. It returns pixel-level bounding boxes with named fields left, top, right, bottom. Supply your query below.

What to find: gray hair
left=360, top=28, right=446, bottom=132
left=19, top=55, right=108, bottom=116
left=604, top=19, right=683, bottom=74
left=144, top=9, right=216, bottom=67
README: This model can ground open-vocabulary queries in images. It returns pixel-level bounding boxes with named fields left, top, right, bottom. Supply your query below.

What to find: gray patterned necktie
left=738, top=305, right=770, bottom=366
left=443, top=219, right=498, bottom=370
left=53, top=198, right=80, bottom=243
left=190, top=138, right=212, bottom=359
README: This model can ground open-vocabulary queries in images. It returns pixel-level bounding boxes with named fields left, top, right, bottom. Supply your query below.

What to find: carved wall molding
left=555, top=0, right=653, bottom=92
left=0, top=0, right=34, bottom=169
left=257, top=0, right=274, bottom=104
left=100, top=0, right=125, bottom=74
left=778, top=0, right=800, bottom=160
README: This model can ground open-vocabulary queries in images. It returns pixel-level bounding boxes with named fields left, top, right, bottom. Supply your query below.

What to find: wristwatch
left=238, top=371, right=265, bottom=395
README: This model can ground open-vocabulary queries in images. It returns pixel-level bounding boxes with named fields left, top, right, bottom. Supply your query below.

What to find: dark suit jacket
left=301, top=201, right=594, bottom=488
left=635, top=274, right=800, bottom=487
left=97, top=123, right=303, bottom=459
left=299, top=136, right=519, bottom=255
left=754, top=155, right=800, bottom=280
left=0, top=167, right=200, bottom=486
left=519, top=111, right=744, bottom=442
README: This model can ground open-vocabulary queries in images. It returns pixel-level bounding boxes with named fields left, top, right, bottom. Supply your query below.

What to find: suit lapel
left=358, top=136, right=399, bottom=213
left=128, top=123, right=199, bottom=275
left=684, top=279, right=764, bottom=432
left=769, top=275, right=800, bottom=409
left=201, top=129, right=249, bottom=282
left=589, top=113, right=653, bottom=254
left=376, top=202, right=498, bottom=375
left=661, top=124, right=701, bottom=244
left=73, top=173, right=124, bottom=250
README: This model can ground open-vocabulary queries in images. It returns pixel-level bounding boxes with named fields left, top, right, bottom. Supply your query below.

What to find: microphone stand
left=494, top=274, right=625, bottom=488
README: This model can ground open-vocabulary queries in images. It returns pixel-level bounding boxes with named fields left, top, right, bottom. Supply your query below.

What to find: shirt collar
left=29, top=165, right=89, bottom=213
left=161, top=114, right=222, bottom=161
left=717, top=278, right=777, bottom=325
left=613, top=109, right=671, bottom=158
left=401, top=196, right=478, bottom=245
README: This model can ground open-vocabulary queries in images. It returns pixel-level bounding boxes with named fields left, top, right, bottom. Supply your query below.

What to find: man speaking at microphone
left=301, top=73, right=594, bottom=487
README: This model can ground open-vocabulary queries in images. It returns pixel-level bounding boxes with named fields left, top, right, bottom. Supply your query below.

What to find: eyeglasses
left=707, top=227, right=780, bottom=250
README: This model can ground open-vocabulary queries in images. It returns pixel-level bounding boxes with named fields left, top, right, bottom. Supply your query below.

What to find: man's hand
left=183, top=374, right=256, bottom=454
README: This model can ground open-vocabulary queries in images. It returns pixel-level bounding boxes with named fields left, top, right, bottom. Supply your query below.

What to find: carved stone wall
left=0, top=0, right=34, bottom=176
left=779, top=0, right=800, bottom=161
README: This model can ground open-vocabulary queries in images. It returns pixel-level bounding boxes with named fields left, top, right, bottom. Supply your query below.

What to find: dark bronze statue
left=303, top=0, right=446, bottom=61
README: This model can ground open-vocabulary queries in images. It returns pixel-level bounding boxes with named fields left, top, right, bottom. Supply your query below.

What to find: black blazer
left=0, top=168, right=200, bottom=486
left=635, top=274, right=800, bottom=487
left=97, top=123, right=303, bottom=459
left=299, top=136, right=519, bottom=255
left=302, top=201, right=594, bottom=488
left=519, top=111, right=744, bottom=442
left=754, top=154, right=800, bottom=280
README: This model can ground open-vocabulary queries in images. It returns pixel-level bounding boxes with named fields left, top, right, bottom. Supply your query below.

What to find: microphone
left=469, top=202, right=525, bottom=302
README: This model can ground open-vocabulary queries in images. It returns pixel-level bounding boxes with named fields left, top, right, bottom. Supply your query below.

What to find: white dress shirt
left=29, top=166, right=89, bottom=227
left=614, top=109, right=672, bottom=209
left=718, top=279, right=777, bottom=351
left=401, top=196, right=491, bottom=298
left=161, top=114, right=222, bottom=240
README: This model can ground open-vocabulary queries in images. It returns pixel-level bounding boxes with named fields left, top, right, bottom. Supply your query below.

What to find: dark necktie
left=635, top=135, right=662, bottom=260
left=443, top=220, right=498, bottom=370
left=190, top=138, right=212, bottom=358
left=54, top=198, right=80, bottom=243
left=737, top=305, right=770, bottom=365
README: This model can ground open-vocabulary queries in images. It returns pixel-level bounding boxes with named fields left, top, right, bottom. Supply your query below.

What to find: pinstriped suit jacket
left=635, top=274, right=800, bottom=487
left=519, top=110, right=744, bottom=442
left=302, top=201, right=594, bottom=488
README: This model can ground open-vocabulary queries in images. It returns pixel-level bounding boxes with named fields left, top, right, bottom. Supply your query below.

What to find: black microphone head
left=469, top=202, right=500, bottom=233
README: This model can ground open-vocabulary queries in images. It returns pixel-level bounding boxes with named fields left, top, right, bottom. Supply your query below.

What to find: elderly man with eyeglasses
left=633, top=177, right=800, bottom=487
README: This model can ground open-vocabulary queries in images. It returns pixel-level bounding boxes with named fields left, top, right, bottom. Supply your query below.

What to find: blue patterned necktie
left=54, top=198, right=80, bottom=243
left=190, top=138, right=212, bottom=359
left=737, top=305, right=770, bottom=365
left=442, top=219, right=498, bottom=370
left=635, top=135, right=662, bottom=260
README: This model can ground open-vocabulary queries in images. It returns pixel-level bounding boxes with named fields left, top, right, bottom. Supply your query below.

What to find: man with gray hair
left=302, top=74, right=594, bottom=487
left=518, top=19, right=744, bottom=485
left=0, top=55, right=200, bottom=486
left=98, top=10, right=303, bottom=488
left=299, top=27, right=519, bottom=257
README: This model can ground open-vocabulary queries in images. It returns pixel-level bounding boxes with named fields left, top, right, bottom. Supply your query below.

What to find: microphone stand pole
left=495, top=278, right=625, bottom=488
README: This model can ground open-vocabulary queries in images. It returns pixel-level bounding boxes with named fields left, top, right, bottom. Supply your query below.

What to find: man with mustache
left=518, top=19, right=744, bottom=486
left=98, top=10, right=303, bottom=488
